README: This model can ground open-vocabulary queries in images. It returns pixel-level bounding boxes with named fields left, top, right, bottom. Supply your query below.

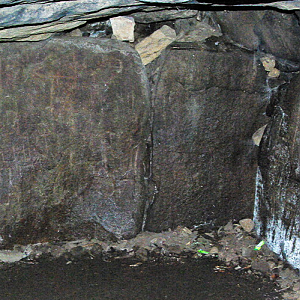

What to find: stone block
left=0, top=37, right=150, bottom=246
left=145, top=38, right=268, bottom=232
left=213, top=11, right=263, bottom=51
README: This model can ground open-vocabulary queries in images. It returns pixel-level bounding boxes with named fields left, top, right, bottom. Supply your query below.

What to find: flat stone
left=0, top=37, right=150, bottom=246
left=135, top=25, right=176, bottom=65
left=209, top=246, right=219, bottom=254
left=176, top=21, right=222, bottom=42
left=241, top=246, right=256, bottom=258
left=251, top=259, right=271, bottom=273
left=131, top=8, right=198, bottom=23
left=0, top=20, right=86, bottom=41
left=0, top=250, right=28, bottom=263
left=164, top=244, right=182, bottom=254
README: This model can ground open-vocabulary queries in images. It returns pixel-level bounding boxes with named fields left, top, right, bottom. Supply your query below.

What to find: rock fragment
left=239, top=218, right=254, bottom=232
left=251, top=259, right=271, bottom=273
left=0, top=250, right=28, bottom=263
left=176, top=21, right=222, bottom=42
left=110, top=16, right=135, bottom=42
left=260, top=54, right=280, bottom=78
left=223, top=221, right=234, bottom=232
left=252, top=124, right=267, bottom=146
left=135, top=25, right=176, bottom=65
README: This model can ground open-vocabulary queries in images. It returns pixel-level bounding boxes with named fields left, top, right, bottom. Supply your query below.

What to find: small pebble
left=209, top=247, right=219, bottom=254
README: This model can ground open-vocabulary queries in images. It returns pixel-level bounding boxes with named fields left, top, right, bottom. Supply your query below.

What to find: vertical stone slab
left=145, top=40, right=267, bottom=231
left=255, top=75, right=300, bottom=269
left=0, top=38, right=150, bottom=246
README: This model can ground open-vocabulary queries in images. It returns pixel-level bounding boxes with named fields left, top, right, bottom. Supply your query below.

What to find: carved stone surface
left=0, top=37, right=150, bottom=246
left=145, top=38, right=268, bottom=231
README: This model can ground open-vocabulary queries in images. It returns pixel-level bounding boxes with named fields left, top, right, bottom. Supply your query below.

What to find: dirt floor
left=0, top=218, right=298, bottom=299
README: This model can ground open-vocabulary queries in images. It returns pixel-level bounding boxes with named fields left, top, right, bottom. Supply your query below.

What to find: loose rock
left=110, top=16, right=135, bottom=42
left=0, top=220, right=297, bottom=299
left=135, top=25, right=176, bottom=65
left=239, top=218, right=254, bottom=232
left=252, top=124, right=267, bottom=146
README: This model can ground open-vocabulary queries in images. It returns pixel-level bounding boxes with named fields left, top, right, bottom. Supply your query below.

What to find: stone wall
left=0, top=9, right=300, bottom=250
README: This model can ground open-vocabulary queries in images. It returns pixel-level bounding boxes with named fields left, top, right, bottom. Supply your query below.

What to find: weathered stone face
left=255, top=75, right=300, bottom=269
left=213, top=11, right=263, bottom=51
left=0, top=38, right=150, bottom=246
left=145, top=38, right=268, bottom=231
left=214, top=10, right=300, bottom=63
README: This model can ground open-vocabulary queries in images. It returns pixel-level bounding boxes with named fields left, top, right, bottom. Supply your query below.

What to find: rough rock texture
left=0, top=37, right=150, bottom=247
left=131, top=8, right=198, bottom=24
left=145, top=37, right=268, bottom=232
left=213, top=10, right=300, bottom=63
left=255, top=74, right=300, bottom=270
left=0, top=219, right=294, bottom=299
left=212, top=11, right=264, bottom=51
left=0, top=1, right=299, bottom=41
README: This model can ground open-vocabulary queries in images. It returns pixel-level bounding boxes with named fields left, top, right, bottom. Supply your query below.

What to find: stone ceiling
left=1, top=0, right=300, bottom=41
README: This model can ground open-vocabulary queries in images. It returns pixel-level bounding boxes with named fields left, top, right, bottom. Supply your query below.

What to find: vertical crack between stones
left=141, top=78, right=158, bottom=232
left=141, top=49, right=171, bottom=232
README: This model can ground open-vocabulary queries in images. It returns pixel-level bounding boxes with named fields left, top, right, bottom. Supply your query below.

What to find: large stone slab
left=254, top=74, right=300, bottom=269
left=145, top=38, right=268, bottom=231
left=0, top=37, right=150, bottom=247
